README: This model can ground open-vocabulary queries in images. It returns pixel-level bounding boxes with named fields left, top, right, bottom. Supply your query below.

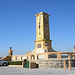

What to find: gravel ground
left=0, top=66, right=75, bottom=75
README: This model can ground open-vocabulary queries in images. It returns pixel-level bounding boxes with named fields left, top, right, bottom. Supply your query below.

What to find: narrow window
left=39, top=25, right=40, bottom=29
left=39, top=33, right=41, bottom=35
left=39, top=22, right=41, bottom=29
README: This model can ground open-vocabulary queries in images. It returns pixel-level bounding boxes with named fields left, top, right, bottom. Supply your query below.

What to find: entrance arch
left=31, top=55, right=35, bottom=60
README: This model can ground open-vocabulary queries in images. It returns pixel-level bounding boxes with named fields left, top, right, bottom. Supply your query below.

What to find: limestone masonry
left=32, top=12, right=55, bottom=54
left=0, top=12, right=75, bottom=70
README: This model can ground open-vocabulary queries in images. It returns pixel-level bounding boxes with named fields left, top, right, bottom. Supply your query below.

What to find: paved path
left=0, top=66, right=75, bottom=75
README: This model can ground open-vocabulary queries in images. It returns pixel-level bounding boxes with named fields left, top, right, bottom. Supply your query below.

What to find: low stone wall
left=0, top=56, right=11, bottom=61
left=34, top=60, right=64, bottom=68
left=8, top=65, right=23, bottom=67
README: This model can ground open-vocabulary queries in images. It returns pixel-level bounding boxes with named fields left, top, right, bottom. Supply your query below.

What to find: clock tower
left=32, top=12, right=54, bottom=53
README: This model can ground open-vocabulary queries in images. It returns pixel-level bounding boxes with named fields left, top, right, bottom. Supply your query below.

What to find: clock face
left=44, top=19, right=48, bottom=24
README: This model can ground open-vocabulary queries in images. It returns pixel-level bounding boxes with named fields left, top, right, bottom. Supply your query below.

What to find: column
left=64, top=60, right=66, bottom=69
left=22, top=62, right=24, bottom=68
left=44, top=53, right=48, bottom=60
left=69, top=60, right=71, bottom=71
left=25, top=56, right=27, bottom=60
left=19, top=56, right=22, bottom=60
left=29, top=55, right=31, bottom=60
left=35, top=55, right=38, bottom=60
left=68, top=54, right=72, bottom=59
left=57, top=51, right=61, bottom=59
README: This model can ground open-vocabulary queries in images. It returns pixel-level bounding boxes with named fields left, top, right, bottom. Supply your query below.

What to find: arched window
left=16, top=57, right=20, bottom=60
left=22, top=57, right=25, bottom=60
left=12, top=57, right=14, bottom=60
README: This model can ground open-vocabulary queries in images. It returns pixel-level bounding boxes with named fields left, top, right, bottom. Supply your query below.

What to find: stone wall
left=35, top=60, right=64, bottom=68
left=0, top=56, right=11, bottom=61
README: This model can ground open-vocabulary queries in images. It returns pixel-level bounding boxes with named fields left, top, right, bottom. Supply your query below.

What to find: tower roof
left=35, top=12, right=50, bottom=16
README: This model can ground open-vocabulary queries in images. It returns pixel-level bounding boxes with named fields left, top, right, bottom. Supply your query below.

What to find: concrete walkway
left=0, top=66, right=75, bottom=75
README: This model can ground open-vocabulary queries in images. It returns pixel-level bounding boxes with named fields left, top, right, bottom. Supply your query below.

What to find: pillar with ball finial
left=8, top=47, right=13, bottom=56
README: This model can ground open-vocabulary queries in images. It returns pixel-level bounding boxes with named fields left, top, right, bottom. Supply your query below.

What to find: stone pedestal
left=8, top=47, right=13, bottom=56
left=8, top=50, right=13, bottom=56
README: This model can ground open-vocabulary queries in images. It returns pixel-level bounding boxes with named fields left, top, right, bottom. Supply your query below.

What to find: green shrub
left=8, top=61, right=23, bottom=65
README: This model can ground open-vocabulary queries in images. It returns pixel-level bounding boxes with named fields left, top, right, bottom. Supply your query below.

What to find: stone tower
left=32, top=12, right=55, bottom=53
left=8, top=47, right=13, bottom=56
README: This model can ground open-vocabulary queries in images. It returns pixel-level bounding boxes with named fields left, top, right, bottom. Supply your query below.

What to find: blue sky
left=0, top=0, right=75, bottom=57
